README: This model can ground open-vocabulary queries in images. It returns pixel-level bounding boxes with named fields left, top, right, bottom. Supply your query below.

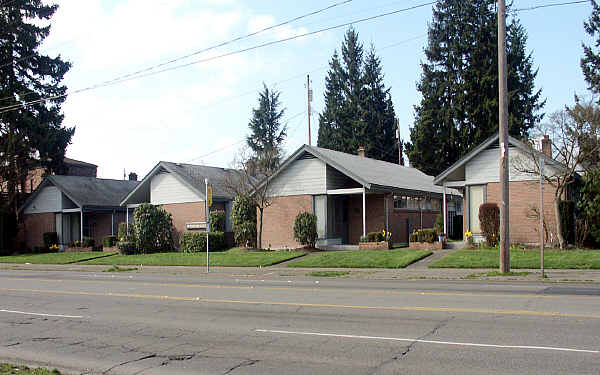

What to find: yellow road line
left=0, top=276, right=567, bottom=300
left=1, top=287, right=599, bottom=319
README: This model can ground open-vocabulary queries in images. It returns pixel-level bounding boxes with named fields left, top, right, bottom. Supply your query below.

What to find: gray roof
left=64, top=157, right=97, bottom=168
left=121, top=161, right=253, bottom=206
left=20, top=175, right=139, bottom=212
left=261, top=145, right=460, bottom=197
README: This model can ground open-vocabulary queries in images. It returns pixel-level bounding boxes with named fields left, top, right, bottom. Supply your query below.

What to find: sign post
left=205, top=179, right=211, bottom=273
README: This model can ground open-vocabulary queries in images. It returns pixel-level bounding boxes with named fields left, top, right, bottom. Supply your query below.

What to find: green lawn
left=430, top=248, right=600, bottom=269
left=81, top=248, right=306, bottom=267
left=1, top=363, right=60, bottom=375
left=0, top=251, right=116, bottom=264
left=287, top=250, right=432, bottom=269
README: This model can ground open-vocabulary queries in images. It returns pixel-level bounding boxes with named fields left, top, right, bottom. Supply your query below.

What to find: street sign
left=207, top=186, right=213, bottom=207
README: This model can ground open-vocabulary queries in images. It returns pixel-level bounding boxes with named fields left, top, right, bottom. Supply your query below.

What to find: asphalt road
left=0, top=269, right=599, bottom=374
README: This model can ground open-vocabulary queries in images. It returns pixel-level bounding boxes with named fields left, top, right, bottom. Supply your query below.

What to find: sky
left=33, top=0, right=595, bottom=180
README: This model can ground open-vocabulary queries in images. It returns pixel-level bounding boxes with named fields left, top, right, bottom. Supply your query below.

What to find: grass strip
left=0, top=251, right=117, bottom=265
left=430, top=248, right=600, bottom=269
left=0, top=363, right=61, bottom=375
left=288, top=250, right=432, bottom=269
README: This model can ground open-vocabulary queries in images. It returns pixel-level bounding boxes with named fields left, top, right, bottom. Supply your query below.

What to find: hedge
left=117, top=241, right=137, bottom=255
left=231, top=195, right=256, bottom=247
left=180, top=231, right=227, bottom=253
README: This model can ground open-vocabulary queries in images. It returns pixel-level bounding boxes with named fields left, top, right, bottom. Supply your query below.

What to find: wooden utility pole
left=540, top=157, right=545, bottom=277
left=498, top=0, right=510, bottom=273
left=307, top=74, right=312, bottom=146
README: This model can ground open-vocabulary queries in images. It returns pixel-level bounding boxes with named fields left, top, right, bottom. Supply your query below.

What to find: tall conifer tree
left=407, top=0, right=544, bottom=176
left=318, top=28, right=398, bottom=162
left=0, top=0, right=74, bottom=211
left=582, top=0, right=600, bottom=95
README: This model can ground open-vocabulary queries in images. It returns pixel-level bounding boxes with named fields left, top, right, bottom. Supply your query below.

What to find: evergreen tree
left=246, top=84, right=286, bottom=173
left=582, top=0, right=600, bottom=95
left=0, top=0, right=74, bottom=211
left=407, top=0, right=544, bottom=176
left=318, top=28, right=399, bottom=162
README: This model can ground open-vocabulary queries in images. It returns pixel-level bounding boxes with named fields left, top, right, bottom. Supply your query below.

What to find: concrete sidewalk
left=1, top=262, right=599, bottom=283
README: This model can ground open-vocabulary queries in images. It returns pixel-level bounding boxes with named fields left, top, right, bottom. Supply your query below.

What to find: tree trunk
left=554, top=197, right=566, bottom=250
left=258, top=207, right=264, bottom=250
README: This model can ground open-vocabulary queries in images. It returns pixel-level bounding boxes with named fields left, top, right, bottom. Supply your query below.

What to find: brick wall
left=23, top=213, right=55, bottom=249
left=161, top=202, right=206, bottom=246
left=86, top=211, right=126, bottom=245
left=486, top=180, right=559, bottom=244
left=259, top=195, right=312, bottom=249
left=66, top=165, right=97, bottom=177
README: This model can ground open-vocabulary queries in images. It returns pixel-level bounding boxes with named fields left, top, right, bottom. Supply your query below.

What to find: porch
left=56, top=207, right=124, bottom=246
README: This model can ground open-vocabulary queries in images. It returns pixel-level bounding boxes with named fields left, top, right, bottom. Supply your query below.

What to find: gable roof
left=121, top=161, right=251, bottom=206
left=20, top=175, right=139, bottom=213
left=258, top=145, right=459, bottom=197
left=433, top=134, right=569, bottom=186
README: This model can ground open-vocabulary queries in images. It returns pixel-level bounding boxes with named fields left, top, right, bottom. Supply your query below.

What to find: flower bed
left=409, top=241, right=443, bottom=250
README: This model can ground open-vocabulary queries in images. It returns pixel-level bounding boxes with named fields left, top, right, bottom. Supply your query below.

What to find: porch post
left=385, top=194, right=389, bottom=233
left=80, top=209, right=83, bottom=241
left=443, top=185, right=447, bottom=235
left=362, top=187, right=366, bottom=237
left=111, top=210, right=115, bottom=236
left=126, top=206, right=129, bottom=232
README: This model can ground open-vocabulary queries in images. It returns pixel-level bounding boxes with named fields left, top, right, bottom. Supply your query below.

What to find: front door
left=469, top=185, right=485, bottom=234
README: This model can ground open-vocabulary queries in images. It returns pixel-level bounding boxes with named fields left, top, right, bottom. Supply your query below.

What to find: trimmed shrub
left=103, top=235, right=117, bottom=248
left=365, top=231, right=384, bottom=242
left=479, top=203, right=500, bottom=247
left=133, top=203, right=174, bottom=253
left=117, top=241, right=137, bottom=255
left=209, top=210, right=226, bottom=232
left=180, top=231, right=227, bottom=253
left=81, top=237, right=95, bottom=248
left=43, top=232, right=58, bottom=248
left=231, top=195, right=257, bottom=247
left=293, top=212, right=318, bottom=248
left=559, top=200, right=575, bottom=245
left=359, top=235, right=368, bottom=243
left=409, top=229, right=438, bottom=243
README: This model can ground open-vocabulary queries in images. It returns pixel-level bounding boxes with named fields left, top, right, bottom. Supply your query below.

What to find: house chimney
left=541, top=135, right=552, bottom=158
left=128, top=172, right=138, bottom=181
left=357, top=146, right=366, bottom=158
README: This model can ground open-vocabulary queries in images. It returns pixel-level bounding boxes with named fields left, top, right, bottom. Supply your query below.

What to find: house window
left=393, top=195, right=441, bottom=212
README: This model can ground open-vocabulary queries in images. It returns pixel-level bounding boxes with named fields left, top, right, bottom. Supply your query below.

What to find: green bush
left=559, top=200, right=575, bottom=245
left=409, top=229, right=438, bottom=243
left=578, top=170, right=600, bottom=246
left=103, top=235, right=117, bottom=248
left=180, top=231, right=227, bottom=253
left=231, top=195, right=257, bottom=247
left=117, top=241, right=137, bottom=255
left=293, top=212, right=318, bottom=248
left=365, top=231, right=384, bottom=242
left=359, top=235, right=368, bottom=243
left=209, top=210, right=226, bottom=232
left=479, top=203, right=500, bottom=247
left=43, top=232, right=58, bottom=248
left=133, top=203, right=174, bottom=253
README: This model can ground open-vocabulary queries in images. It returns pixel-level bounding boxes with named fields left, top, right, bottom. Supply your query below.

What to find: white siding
left=24, top=186, right=61, bottom=214
left=268, top=158, right=327, bottom=197
left=150, top=172, right=202, bottom=205
left=465, top=147, right=548, bottom=184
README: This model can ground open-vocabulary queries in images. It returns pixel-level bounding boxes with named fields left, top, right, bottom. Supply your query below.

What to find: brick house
left=21, top=158, right=98, bottom=194
left=434, top=134, right=574, bottom=244
left=255, top=145, right=461, bottom=249
left=120, top=161, right=247, bottom=246
left=19, top=175, right=139, bottom=249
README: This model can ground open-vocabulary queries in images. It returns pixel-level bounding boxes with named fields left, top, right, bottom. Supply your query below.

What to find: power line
left=0, top=1, right=436, bottom=114
left=185, top=110, right=306, bottom=163
left=513, top=0, right=588, bottom=12
left=0, top=0, right=353, bottom=105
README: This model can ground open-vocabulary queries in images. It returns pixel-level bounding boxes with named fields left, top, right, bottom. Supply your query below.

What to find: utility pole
left=498, top=0, right=510, bottom=273
left=307, top=74, right=312, bottom=146
left=540, top=157, right=545, bottom=277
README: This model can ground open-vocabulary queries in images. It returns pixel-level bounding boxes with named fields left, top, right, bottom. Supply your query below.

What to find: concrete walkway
left=405, top=249, right=455, bottom=269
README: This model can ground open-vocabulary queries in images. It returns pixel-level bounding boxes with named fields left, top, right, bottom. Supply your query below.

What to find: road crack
left=102, top=354, right=157, bottom=374
left=222, top=359, right=259, bottom=374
